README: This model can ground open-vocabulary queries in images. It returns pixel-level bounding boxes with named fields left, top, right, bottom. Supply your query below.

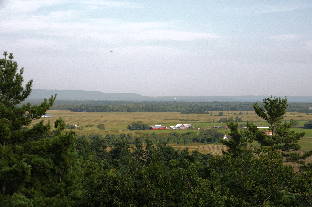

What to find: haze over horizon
left=1, top=0, right=312, bottom=96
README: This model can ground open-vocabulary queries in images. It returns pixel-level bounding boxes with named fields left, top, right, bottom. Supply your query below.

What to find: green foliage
left=222, top=122, right=251, bottom=156
left=197, top=129, right=223, bottom=143
left=127, top=121, right=150, bottom=130
left=55, top=118, right=66, bottom=131
left=0, top=52, right=80, bottom=206
left=79, top=129, right=223, bottom=146
left=96, top=124, right=105, bottom=130
left=77, top=138, right=224, bottom=206
left=207, top=152, right=302, bottom=206
left=254, top=96, right=288, bottom=134
left=250, top=97, right=304, bottom=152
left=74, top=137, right=312, bottom=207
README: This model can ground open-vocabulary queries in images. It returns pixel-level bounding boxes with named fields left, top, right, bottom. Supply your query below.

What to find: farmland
left=38, top=110, right=312, bottom=152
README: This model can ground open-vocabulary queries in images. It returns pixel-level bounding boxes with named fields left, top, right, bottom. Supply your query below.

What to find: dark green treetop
left=0, top=52, right=32, bottom=106
left=222, top=122, right=250, bottom=157
left=224, top=96, right=305, bottom=155
left=0, top=52, right=80, bottom=206
left=253, top=96, right=288, bottom=135
left=253, top=97, right=304, bottom=151
left=0, top=52, right=55, bottom=133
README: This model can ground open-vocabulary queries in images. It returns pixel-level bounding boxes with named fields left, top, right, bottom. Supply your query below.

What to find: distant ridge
left=28, top=89, right=148, bottom=101
left=27, top=89, right=312, bottom=103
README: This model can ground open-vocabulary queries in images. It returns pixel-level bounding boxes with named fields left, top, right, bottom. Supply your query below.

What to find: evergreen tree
left=253, top=96, right=304, bottom=151
left=253, top=96, right=288, bottom=135
left=222, top=122, right=249, bottom=157
left=0, top=52, right=80, bottom=206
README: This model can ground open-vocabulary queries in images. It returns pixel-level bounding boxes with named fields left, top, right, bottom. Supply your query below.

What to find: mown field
left=37, top=110, right=312, bottom=152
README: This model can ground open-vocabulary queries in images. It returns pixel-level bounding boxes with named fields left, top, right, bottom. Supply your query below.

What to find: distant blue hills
left=28, top=89, right=147, bottom=101
left=27, top=89, right=312, bottom=103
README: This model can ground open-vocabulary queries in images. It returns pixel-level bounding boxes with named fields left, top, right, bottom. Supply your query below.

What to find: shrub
left=97, top=124, right=106, bottom=130
left=128, top=121, right=150, bottom=130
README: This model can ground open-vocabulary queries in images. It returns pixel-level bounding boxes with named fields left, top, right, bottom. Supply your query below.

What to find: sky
left=1, top=0, right=312, bottom=96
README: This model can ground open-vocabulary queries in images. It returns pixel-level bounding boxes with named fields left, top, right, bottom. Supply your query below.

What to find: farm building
left=257, top=126, right=269, bottom=129
left=151, top=125, right=167, bottom=130
left=170, top=124, right=192, bottom=130
left=242, top=126, right=269, bottom=129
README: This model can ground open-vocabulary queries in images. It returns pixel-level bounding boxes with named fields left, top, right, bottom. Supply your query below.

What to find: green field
left=38, top=110, right=312, bottom=151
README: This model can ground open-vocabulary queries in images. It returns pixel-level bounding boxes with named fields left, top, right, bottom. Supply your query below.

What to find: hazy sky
left=1, top=0, right=312, bottom=96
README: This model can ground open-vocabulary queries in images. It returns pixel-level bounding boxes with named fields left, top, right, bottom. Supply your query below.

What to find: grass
left=37, top=110, right=312, bottom=151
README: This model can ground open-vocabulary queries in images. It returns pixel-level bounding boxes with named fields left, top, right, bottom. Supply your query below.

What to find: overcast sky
left=1, top=0, right=312, bottom=96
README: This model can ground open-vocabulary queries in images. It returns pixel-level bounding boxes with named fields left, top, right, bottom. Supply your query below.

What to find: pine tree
left=0, top=52, right=80, bottom=206
left=222, top=122, right=249, bottom=157
left=253, top=96, right=304, bottom=151
left=253, top=96, right=288, bottom=136
left=224, top=96, right=305, bottom=157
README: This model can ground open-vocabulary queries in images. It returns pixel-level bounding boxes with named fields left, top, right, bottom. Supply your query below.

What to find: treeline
left=80, top=129, right=224, bottom=146
left=51, top=101, right=312, bottom=113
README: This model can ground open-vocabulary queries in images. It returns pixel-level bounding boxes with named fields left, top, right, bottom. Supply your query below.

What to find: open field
left=39, top=110, right=312, bottom=131
left=37, top=110, right=312, bottom=151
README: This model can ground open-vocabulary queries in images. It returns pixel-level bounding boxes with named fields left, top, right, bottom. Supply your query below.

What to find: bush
left=97, top=124, right=106, bottom=130
left=128, top=121, right=150, bottom=130
left=196, top=129, right=224, bottom=143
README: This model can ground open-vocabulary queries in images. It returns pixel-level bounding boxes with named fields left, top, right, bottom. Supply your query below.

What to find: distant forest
left=48, top=100, right=312, bottom=113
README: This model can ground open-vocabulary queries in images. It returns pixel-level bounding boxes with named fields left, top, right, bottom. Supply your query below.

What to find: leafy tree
left=96, top=124, right=105, bottom=130
left=76, top=134, right=312, bottom=207
left=127, top=121, right=150, bottom=130
left=0, top=52, right=80, bottom=206
left=197, top=129, right=223, bottom=143
left=206, top=151, right=301, bottom=206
